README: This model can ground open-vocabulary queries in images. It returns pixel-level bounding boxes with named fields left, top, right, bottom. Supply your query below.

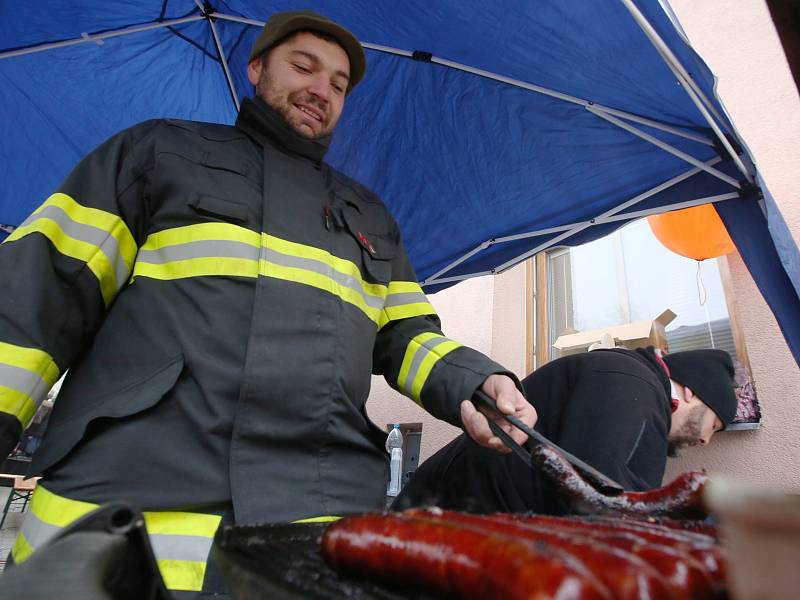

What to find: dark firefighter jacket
left=0, top=96, right=513, bottom=523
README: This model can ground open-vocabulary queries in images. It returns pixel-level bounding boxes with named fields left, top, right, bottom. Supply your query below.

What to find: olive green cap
left=248, top=10, right=366, bottom=93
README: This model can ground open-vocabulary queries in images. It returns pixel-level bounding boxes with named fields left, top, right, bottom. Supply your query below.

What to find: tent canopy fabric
left=1, top=1, right=798, bottom=363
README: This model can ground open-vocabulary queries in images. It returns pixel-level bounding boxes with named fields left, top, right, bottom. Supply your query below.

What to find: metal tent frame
left=0, top=1, right=756, bottom=289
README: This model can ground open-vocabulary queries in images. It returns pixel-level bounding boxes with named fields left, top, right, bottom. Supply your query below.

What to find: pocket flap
left=189, top=194, right=248, bottom=224
left=340, top=208, right=396, bottom=261
left=30, top=354, right=185, bottom=475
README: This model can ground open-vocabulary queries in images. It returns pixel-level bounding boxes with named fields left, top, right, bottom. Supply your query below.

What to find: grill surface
left=213, top=522, right=440, bottom=600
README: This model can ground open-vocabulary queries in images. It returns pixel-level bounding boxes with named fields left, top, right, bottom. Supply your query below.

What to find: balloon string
left=696, top=261, right=708, bottom=306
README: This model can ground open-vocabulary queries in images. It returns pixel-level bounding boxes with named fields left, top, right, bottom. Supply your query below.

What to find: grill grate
left=213, top=522, right=440, bottom=600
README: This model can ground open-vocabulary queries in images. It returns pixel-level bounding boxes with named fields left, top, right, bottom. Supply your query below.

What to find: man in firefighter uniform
left=0, top=10, right=534, bottom=595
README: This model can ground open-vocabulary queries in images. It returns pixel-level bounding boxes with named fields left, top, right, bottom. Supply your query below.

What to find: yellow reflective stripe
left=30, top=483, right=98, bottom=527
left=15, top=215, right=120, bottom=304
left=292, top=515, right=342, bottom=524
left=397, top=332, right=439, bottom=397
left=0, top=386, right=37, bottom=428
left=131, top=225, right=390, bottom=324
left=0, top=342, right=59, bottom=427
left=142, top=222, right=261, bottom=248
left=17, top=484, right=221, bottom=593
left=133, top=257, right=259, bottom=280
left=132, top=223, right=261, bottom=282
left=378, top=281, right=437, bottom=329
left=11, top=530, right=34, bottom=564
left=261, top=233, right=387, bottom=325
left=261, top=259, right=383, bottom=323
left=6, top=193, right=136, bottom=306
left=157, top=559, right=207, bottom=592
left=44, top=193, right=138, bottom=271
left=411, top=340, right=461, bottom=401
left=0, top=341, right=60, bottom=384
left=379, top=303, right=438, bottom=329
left=12, top=486, right=98, bottom=565
left=264, top=233, right=387, bottom=297
left=143, top=511, right=221, bottom=537
left=386, top=281, right=424, bottom=294
left=398, top=333, right=462, bottom=404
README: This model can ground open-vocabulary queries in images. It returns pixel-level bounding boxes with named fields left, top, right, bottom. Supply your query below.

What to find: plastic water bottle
left=385, top=424, right=404, bottom=497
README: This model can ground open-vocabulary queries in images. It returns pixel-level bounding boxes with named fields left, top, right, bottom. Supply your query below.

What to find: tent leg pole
left=196, top=1, right=240, bottom=112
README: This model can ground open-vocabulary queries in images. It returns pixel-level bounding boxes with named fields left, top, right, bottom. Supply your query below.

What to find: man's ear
left=247, top=58, right=263, bottom=86
left=683, top=386, right=698, bottom=404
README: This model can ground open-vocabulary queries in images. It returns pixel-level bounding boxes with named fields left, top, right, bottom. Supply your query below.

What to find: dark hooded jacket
left=394, top=348, right=672, bottom=514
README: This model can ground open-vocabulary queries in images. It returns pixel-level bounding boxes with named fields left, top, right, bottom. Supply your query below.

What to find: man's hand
left=461, top=374, right=537, bottom=453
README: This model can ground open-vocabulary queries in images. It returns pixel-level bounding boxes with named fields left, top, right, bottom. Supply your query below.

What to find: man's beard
left=256, top=69, right=332, bottom=140
left=668, top=403, right=707, bottom=450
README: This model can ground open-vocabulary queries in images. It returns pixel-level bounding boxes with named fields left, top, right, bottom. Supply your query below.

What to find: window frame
left=526, top=250, right=760, bottom=430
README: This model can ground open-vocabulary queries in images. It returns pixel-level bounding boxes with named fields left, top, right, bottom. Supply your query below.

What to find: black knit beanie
left=662, top=349, right=737, bottom=427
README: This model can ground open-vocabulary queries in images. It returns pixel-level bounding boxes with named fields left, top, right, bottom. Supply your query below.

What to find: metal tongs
left=473, top=389, right=624, bottom=496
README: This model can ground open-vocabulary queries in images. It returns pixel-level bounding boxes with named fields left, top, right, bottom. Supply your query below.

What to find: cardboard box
left=553, top=309, right=676, bottom=356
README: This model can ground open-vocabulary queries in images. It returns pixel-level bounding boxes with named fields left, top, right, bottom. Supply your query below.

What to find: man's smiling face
left=247, top=31, right=350, bottom=139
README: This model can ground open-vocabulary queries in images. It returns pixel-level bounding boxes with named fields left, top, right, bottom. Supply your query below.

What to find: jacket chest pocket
left=338, top=205, right=396, bottom=285
left=156, top=148, right=260, bottom=229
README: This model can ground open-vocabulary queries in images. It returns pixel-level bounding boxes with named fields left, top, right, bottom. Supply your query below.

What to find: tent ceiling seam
left=430, top=54, right=712, bottom=146
left=7, top=10, right=717, bottom=151
left=491, top=160, right=725, bottom=246
left=422, top=191, right=740, bottom=288
left=493, top=191, right=740, bottom=274
left=209, top=12, right=264, bottom=28
left=0, top=15, right=206, bottom=60
left=422, top=157, right=725, bottom=285
left=587, top=106, right=740, bottom=188
left=592, top=105, right=713, bottom=146
left=211, top=12, right=712, bottom=147
left=490, top=176, right=736, bottom=272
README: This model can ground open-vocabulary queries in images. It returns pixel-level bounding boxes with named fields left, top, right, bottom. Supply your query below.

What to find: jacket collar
left=235, top=96, right=331, bottom=163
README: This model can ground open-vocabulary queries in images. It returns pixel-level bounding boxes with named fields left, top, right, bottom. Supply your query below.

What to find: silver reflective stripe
left=26, top=204, right=129, bottom=290
left=136, top=239, right=260, bottom=264
left=404, top=336, right=452, bottom=389
left=264, top=247, right=385, bottom=309
left=19, top=510, right=61, bottom=549
left=384, top=291, right=428, bottom=307
left=0, top=363, right=50, bottom=406
left=149, top=533, right=214, bottom=563
left=20, top=510, right=213, bottom=564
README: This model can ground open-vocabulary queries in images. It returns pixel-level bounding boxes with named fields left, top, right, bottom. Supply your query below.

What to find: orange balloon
left=647, top=204, right=736, bottom=260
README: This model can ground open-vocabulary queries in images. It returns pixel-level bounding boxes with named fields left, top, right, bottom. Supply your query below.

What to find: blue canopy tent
left=1, top=1, right=799, bottom=363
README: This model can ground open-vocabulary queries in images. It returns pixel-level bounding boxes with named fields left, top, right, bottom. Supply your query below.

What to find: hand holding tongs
left=472, top=389, right=624, bottom=496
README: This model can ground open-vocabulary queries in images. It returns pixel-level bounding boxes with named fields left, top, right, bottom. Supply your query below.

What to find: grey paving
left=0, top=486, right=26, bottom=573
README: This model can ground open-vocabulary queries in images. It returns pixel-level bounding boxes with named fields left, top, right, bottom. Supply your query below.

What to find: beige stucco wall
left=661, top=0, right=800, bottom=490
left=367, top=0, right=800, bottom=489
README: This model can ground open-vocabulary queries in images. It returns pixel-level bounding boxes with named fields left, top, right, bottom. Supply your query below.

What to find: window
left=528, top=218, right=760, bottom=428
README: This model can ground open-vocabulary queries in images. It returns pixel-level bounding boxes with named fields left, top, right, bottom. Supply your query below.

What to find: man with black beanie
left=394, top=346, right=738, bottom=514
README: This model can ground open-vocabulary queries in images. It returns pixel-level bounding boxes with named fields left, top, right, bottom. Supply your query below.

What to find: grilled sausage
left=406, top=508, right=673, bottom=600
left=503, top=514, right=722, bottom=597
left=321, top=512, right=612, bottom=600
left=610, top=516, right=720, bottom=539
left=531, top=444, right=709, bottom=519
left=576, top=515, right=726, bottom=585
left=584, top=516, right=719, bottom=546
